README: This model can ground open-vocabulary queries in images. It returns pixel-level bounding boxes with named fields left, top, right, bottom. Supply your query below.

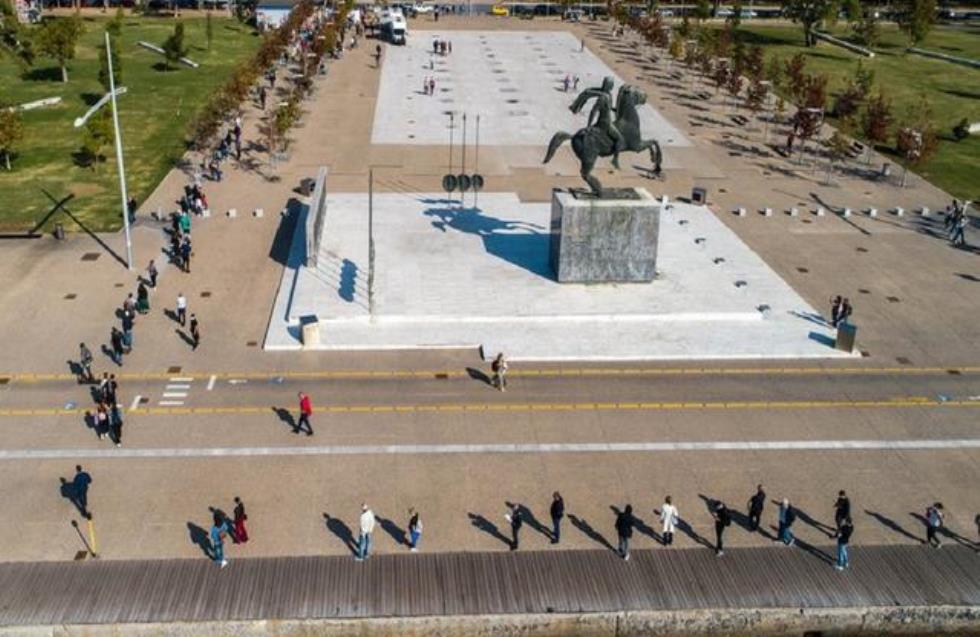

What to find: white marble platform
left=265, top=192, right=855, bottom=361
left=371, top=30, right=691, bottom=148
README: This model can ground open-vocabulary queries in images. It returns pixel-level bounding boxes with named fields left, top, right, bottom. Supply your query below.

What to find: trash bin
left=836, top=322, right=857, bottom=353
left=692, top=187, right=707, bottom=205
left=54, top=222, right=65, bottom=240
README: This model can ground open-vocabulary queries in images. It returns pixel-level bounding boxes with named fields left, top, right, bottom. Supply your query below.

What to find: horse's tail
left=543, top=132, right=572, bottom=164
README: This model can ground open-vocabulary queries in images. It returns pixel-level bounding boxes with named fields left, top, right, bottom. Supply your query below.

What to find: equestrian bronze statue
left=543, top=78, right=663, bottom=197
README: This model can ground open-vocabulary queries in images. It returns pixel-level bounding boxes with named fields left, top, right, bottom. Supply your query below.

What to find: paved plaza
left=0, top=11, right=977, bottom=635
left=269, top=192, right=852, bottom=359
left=372, top=30, right=690, bottom=148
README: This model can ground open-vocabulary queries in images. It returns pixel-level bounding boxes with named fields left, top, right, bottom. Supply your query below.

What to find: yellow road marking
left=0, top=398, right=978, bottom=418
left=3, top=366, right=980, bottom=385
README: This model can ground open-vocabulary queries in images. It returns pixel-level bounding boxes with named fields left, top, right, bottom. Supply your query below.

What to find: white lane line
left=170, top=377, right=193, bottom=382
left=165, top=384, right=191, bottom=390
left=157, top=401, right=185, bottom=406
left=207, top=375, right=216, bottom=391
left=162, top=392, right=188, bottom=398
left=129, top=395, right=141, bottom=411
left=0, top=439, right=977, bottom=460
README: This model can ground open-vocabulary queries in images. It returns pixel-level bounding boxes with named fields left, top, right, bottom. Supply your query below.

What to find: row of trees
left=617, top=4, right=940, bottom=185
left=780, top=0, right=937, bottom=48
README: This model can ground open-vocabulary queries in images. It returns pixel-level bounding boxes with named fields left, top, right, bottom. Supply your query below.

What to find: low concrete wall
left=5, top=605, right=980, bottom=637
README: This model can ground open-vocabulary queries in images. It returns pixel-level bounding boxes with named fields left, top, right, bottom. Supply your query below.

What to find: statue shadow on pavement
left=421, top=206, right=552, bottom=280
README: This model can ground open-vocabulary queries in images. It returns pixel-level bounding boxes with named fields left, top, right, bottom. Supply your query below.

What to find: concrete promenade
left=1, top=545, right=979, bottom=632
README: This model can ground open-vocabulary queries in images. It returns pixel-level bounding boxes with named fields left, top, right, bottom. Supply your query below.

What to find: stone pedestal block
left=550, top=188, right=660, bottom=283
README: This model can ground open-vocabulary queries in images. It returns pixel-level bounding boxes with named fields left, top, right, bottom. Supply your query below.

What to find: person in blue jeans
left=408, top=508, right=422, bottom=552
left=210, top=513, right=229, bottom=568
left=357, top=504, right=375, bottom=561
left=778, top=498, right=796, bottom=546
left=836, top=518, right=853, bottom=570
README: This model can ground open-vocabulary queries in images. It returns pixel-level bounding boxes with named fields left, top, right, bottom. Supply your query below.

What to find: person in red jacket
left=297, top=392, right=314, bottom=436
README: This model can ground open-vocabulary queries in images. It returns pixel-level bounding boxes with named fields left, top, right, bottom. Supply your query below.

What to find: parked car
left=563, top=8, right=583, bottom=21
left=490, top=4, right=509, bottom=16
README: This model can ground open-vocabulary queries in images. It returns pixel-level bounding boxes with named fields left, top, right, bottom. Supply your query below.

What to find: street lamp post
left=74, top=33, right=133, bottom=269
left=105, top=32, right=133, bottom=270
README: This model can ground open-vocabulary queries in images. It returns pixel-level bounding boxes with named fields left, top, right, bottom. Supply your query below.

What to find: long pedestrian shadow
left=271, top=407, right=297, bottom=433
left=568, top=513, right=616, bottom=553
left=186, top=522, right=212, bottom=559
left=611, top=505, right=662, bottom=545
left=323, top=513, right=358, bottom=555
left=175, top=328, right=195, bottom=348
left=507, top=501, right=551, bottom=541
left=465, top=367, right=492, bottom=387
left=909, top=512, right=975, bottom=549
left=467, top=512, right=511, bottom=548
left=376, top=516, right=408, bottom=547
left=794, top=536, right=834, bottom=565
left=865, top=509, right=922, bottom=544
left=699, top=493, right=768, bottom=538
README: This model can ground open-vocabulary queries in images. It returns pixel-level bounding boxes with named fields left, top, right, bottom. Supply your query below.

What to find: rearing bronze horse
left=543, top=84, right=663, bottom=197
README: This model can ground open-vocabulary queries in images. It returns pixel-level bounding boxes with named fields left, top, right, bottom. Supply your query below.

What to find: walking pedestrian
left=123, top=292, right=136, bottom=315
left=259, top=85, right=267, bottom=110
left=615, top=504, right=634, bottom=560
left=181, top=237, right=192, bottom=273
left=176, top=293, right=187, bottom=326
left=839, top=298, right=853, bottom=325
left=713, top=501, right=732, bottom=556
left=137, top=281, right=150, bottom=314
left=580, top=38, right=585, bottom=52
left=147, top=260, right=158, bottom=288
left=179, top=209, right=192, bottom=234
left=357, top=503, right=375, bottom=560
left=72, top=465, right=92, bottom=519
left=833, top=490, right=851, bottom=537
left=660, top=495, right=678, bottom=546
left=109, top=402, right=123, bottom=447
left=830, top=295, right=842, bottom=327
left=951, top=213, right=968, bottom=246
left=926, top=502, right=945, bottom=548
left=563, top=74, right=570, bottom=92
left=573, top=75, right=580, bottom=90
left=430, top=77, right=436, bottom=95
left=507, top=503, right=523, bottom=550
left=78, top=342, right=94, bottom=383
left=408, top=508, right=422, bottom=551
left=296, top=391, right=313, bottom=435
left=232, top=497, right=249, bottom=543
left=747, top=484, right=766, bottom=532
left=110, top=327, right=125, bottom=366
left=491, top=352, right=508, bottom=391
left=550, top=491, right=565, bottom=544
left=189, top=313, right=200, bottom=350
left=778, top=498, right=796, bottom=546
left=210, top=512, right=229, bottom=568
left=121, top=310, right=134, bottom=352
left=96, top=403, right=109, bottom=440
left=835, top=517, right=853, bottom=570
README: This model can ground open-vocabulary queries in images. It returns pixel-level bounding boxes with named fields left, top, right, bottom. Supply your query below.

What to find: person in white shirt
left=357, top=503, right=376, bottom=561
left=176, top=293, right=187, bottom=327
left=660, top=495, right=678, bottom=546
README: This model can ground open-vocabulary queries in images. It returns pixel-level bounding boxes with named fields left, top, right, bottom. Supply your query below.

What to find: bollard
left=919, top=206, right=930, bottom=216
left=735, top=206, right=746, bottom=217
left=867, top=208, right=877, bottom=218
left=893, top=207, right=904, bottom=217
left=227, top=208, right=237, bottom=218
left=842, top=208, right=852, bottom=218
left=54, top=222, right=65, bottom=240
left=815, top=207, right=825, bottom=217
left=789, top=207, right=799, bottom=217
left=763, top=207, right=772, bottom=217
left=253, top=208, right=264, bottom=218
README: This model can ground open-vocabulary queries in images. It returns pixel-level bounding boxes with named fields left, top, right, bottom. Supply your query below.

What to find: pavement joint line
left=2, top=399, right=980, bottom=418
left=0, top=438, right=978, bottom=460
left=4, top=366, right=980, bottom=384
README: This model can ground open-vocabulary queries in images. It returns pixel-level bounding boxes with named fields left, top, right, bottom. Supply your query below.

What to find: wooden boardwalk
left=1, top=545, right=979, bottom=626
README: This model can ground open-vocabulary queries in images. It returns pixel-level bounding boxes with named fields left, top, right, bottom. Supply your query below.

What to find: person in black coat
left=615, top=504, right=634, bottom=560
left=508, top=503, right=522, bottom=551
left=747, top=484, right=766, bottom=532
left=713, top=501, right=732, bottom=556
left=550, top=492, right=565, bottom=544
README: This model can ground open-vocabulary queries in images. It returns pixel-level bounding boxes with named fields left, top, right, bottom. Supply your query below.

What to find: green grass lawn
left=737, top=22, right=980, bottom=200
left=0, top=15, right=260, bottom=232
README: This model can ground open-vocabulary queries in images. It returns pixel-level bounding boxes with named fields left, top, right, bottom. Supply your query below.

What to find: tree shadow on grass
left=21, top=66, right=62, bottom=82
